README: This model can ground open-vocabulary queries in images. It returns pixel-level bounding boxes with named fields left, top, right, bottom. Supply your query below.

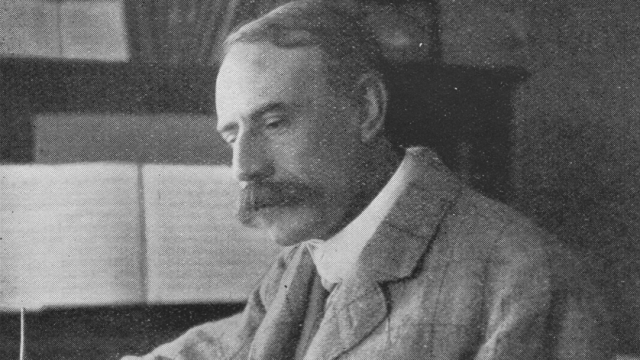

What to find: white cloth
left=305, top=150, right=421, bottom=291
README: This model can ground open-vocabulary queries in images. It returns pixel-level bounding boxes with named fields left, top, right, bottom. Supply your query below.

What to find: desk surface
left=0, top=303, right=244, bottom=360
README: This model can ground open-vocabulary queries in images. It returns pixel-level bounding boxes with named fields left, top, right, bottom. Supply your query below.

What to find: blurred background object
left=0, top=0, right=128, bottom=60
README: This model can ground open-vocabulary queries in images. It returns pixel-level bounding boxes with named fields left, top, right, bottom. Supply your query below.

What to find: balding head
left=223, top=0, right=385, bottom=96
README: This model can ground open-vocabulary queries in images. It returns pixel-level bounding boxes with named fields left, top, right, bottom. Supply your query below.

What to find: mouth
left=249, top=200, right=295, bottom=211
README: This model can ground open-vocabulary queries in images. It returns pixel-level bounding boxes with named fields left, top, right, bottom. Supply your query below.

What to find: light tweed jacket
left=125, top=148, right=613, bottom=360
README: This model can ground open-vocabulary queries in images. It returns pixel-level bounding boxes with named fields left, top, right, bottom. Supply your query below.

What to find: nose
left=232, top=132, right=275, bottom=182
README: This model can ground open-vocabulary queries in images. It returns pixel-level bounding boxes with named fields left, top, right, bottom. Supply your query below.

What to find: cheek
left=319, top=124, right=361, bottom=169
left=274, top=141, right=344, bottom=184
left=271, top=108, right=361, bottom=186
left=306, top=137, right=362, bottom=195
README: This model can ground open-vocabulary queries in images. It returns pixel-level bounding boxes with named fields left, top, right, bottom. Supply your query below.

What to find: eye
left=264, top=116, right=287, bottom=130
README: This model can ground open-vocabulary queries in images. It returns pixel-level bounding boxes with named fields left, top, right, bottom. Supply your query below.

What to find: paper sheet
left=143, top=165, right=279, bottom=303
left=0, top=163, right=143, bottom=310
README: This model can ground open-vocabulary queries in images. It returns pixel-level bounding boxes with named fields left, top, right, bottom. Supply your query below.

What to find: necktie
left=293, top=269, right=329, bottom=360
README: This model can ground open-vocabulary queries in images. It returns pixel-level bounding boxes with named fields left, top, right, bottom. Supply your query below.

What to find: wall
left=438, top=0, right=640, bottom=352
left=513, top=2, right=640, bottom=351
left=0, top=60, right=216, bottom=163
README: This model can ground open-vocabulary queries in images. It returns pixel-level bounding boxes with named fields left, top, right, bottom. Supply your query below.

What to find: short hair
left=222, top=0, right=385, bottom=95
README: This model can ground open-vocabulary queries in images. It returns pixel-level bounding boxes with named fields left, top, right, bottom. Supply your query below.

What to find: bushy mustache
left=237, top=180, right=323, bottom=221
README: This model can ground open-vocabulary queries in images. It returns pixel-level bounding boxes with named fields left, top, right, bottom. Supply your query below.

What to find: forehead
left=215, top=43, right=329, bottom=128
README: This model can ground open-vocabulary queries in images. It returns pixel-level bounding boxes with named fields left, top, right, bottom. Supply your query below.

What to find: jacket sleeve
left=475, top=223, right=614, bottom=360
left=121, top=247, right=295, bottom=360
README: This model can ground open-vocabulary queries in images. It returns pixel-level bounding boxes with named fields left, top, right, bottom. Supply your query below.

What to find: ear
left=354, top=73, right=388, bottom=143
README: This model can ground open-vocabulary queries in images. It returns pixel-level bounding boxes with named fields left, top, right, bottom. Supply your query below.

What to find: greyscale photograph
left=0, top=0, right=638, bottom=359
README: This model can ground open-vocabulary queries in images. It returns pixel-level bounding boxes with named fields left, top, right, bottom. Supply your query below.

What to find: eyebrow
left=217, top=102, right=297, bottom=134
left=249, top=102, right=290, bottom=121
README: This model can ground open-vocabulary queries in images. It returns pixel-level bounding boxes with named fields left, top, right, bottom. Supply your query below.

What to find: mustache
left=237, top=180, right=323, bottom=225
left=238, top=180, right=323, bottom=214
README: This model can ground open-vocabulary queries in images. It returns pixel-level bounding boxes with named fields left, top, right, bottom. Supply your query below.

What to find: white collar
left=305, top=149, right=421, bottom=290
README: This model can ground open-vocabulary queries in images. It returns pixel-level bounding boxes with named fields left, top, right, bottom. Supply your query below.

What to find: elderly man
left=124, top=0, right=612, bottom=359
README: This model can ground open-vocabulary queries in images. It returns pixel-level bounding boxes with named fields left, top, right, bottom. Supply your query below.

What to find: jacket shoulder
left=441, top=188, right=552, bottom=262
left=441, top=187, right=603, bottom=298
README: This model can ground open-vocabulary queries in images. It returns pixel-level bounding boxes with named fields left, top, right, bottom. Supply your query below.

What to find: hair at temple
left=222, top=0, right=385, bottom=96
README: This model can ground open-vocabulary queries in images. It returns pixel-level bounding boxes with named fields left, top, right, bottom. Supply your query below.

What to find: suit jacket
left=126, top=148, right=613, bottom=360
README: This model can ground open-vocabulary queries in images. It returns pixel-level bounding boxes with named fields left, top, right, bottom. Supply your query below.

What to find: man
left=125, top=0, right=612, bottom=359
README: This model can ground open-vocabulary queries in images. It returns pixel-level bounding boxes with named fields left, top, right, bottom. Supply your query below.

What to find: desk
left=0, top=303, right=243, bottom=360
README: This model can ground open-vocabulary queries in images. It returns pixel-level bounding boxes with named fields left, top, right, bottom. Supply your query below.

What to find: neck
left=362, top=140, right=404, bottom=197
left=328, top=140, right=404, bottom=237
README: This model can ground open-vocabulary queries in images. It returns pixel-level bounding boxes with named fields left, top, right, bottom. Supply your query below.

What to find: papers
left=0, top=0, right=60, bottom=58
left=0, top=163, right=277, bottom=310
left=0, top=0, right=129, bottom=61
left=143, top=165, right=279, bottom=303
left=0, top=164, right=143, bottom=309
left=60, top=1, right=129, bottom=61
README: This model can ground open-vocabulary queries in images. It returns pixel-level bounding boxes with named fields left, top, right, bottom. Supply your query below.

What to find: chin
left=267, top=227, right=312, bottom=246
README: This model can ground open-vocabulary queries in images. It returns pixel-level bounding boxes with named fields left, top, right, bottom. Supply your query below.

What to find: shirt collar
left=306, top=149, right=422, bottom=290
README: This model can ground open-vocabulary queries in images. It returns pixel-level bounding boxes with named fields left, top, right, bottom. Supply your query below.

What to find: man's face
left=216, top=42, right=366, bottom=245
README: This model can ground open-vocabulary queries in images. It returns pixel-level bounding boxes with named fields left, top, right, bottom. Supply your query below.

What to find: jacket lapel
left=303, top=269, right=387, bottom=360
left=304, top=148, right=463, bottom=360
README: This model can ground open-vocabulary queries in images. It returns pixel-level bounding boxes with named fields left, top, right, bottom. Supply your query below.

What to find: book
left=0, top=163, right=277, bottom=311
